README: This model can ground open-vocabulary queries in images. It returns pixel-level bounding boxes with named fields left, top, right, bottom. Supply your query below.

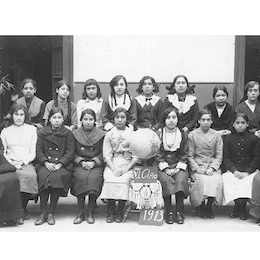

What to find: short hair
left=82, top=78, right=102, bottom=99
left=213, top=85, right=228, bottom=98
left=166, top=75, right=195, bottom=95
left=113, top=107, right=130, bottom=125
left=21, top=78, right=37, bottom=89
left=198, top=108, right=213, bottom=120
left=161, top=107, right=180, bottom=127
left=80, top=108, right=96, bottom=122
left=9, top=103, right=29, bottom=125
left=136, top=76, right=159, bottom=94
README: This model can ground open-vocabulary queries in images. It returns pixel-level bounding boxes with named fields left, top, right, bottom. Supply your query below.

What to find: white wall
left=74, top=35, right=235, bottom=83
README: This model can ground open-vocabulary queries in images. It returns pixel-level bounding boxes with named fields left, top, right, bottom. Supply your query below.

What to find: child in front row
left=222, top=112, right=260, bottom=220
left=35, top=107, right=75, bottom=225
left=156, top=107, right=189, bottom=224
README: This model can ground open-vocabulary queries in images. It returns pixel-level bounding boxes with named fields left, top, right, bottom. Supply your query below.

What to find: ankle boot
left=86, top=208, right=95, bottom=224
left=200, top=202, right=207, bottom=219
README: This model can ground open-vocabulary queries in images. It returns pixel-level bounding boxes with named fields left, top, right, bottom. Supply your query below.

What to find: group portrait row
left=1, top=74, right=260, bottom=228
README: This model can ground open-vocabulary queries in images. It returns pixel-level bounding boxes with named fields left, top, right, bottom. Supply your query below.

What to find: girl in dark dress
left=156, top=107, right=189, bottom=224
left=162, top=75, right=199, bottom=134
left=35, top=107, right=75, bottom=225
left=204, top=85, right=235, bottom=137
left=101, top=75, right=137, bottom=131
left=71, top=109, right=106, bottom=224
left=223, top=113, right=260, bottom=220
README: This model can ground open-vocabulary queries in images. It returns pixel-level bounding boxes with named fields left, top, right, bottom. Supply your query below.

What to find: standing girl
left=162, top=75, right=199, bottom=133
left=235, top=81, right=260, bottom=137
left=222, top=113, right=260, bottom=220
left=188, top=109, right=223, bottom=219
left=101, top=75, right=137, bottom=131
left=76, top=78, right=103, bottom=129
left=44, top=80, right=77, bottom=131
left=16, top=78, right=46, bottom=129
left=100, top=107, right=139, bottom=223
left=135, top=76, right=162, bottom=131
left=71, top=109, right=106, bottom=224
left=156, top=108, right=189, bottom=224
left=35, top=107, right=75, bottom=225
left=204, top=85, right=235, bottom=137
left=0, top=104, right=38, bottom=225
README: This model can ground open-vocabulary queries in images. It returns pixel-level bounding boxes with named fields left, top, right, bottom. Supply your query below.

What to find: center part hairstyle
left=198, top=108, right=213, bottom=120
left=54, top=80, right=72, bottom=122
left=8, top=103, right=30, bottom=126
left=136, top=76, right=160, bottom=94
left=109, top=75, right=131, bottom=107
left=21, top=78, right=37, bottom=90
left=113, top=107, right=130, bottom=126
left=80, top=108, right=97, bottom=123
left=161, top=107, right=180, bottom=127
left=166, top=74, right=195, bottom=95
left=212, top=85, right=229, bottom=98
left=82, top=78, right=102, bottom=100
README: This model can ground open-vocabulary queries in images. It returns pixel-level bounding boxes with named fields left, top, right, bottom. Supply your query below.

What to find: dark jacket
left=36, top=125, right=75, bottom=169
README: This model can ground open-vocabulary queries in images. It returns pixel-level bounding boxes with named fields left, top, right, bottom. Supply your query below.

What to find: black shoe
left=1, top=220, right=17, bottom=227
left=106, top=213, right=115, bottom=223
left=199, top=203, right=207, bottom=219
left=47, top=214, right=56, bottom=225
left=86, top=210, right=95, bottom=224
left=207, top=209, right=214, bottom=219
left=175, top=212, right=184, bottom=224
left=73, top=213, right=85, bottom=224
left=239, top=210, right=248, bottom=220
left=34, top=214, right=47, bottom=225
left=115, top=212, right=123, bottom=223
left=16, top=217, right=24, bottom=225
left=166, top=212, right=174, bottom=224
left=255, top=218, right=260, bottom=224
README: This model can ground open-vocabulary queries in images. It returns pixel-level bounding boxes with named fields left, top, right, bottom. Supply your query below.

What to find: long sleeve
left=102, top=131, right=113, bottom=162
left=128, top=98, right=137, bottom=129
left=188, top=131, right=199, bottom=172
left=209, top=133, right=223, bottom=170
left=101, top=99, right=114, bottom=130
left=36, top=131, right=49, bottom=165
left=185, top=99, right=199, bottom=130
left=70, top=102, right=78, bottom=128
left=58, top=131, right=75, bottom=167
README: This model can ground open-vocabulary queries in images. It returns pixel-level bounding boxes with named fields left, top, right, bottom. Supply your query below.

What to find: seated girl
left=100, top=107, right=139, bottom=223
left=71, top=109, right=106, bottom=224
left=35, top=107, right=75, bottom=225
left=156, top=107, right=189, bottom=224
left=188, top=109, right=223, bottom=219
left=223, top=113, right=260, bottom=220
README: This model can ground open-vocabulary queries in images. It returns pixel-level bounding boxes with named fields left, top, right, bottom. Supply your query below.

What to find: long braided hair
left=109, top=75, right=131, bottom=108
left=54, top=80, right=72, bottom=126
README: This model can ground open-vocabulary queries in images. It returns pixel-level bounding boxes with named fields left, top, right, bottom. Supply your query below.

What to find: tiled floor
left=1, top=194, right=260, bottom=232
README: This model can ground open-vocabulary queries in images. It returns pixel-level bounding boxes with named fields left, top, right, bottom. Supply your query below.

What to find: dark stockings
left=107, top=199, right=126, bottom=214
left=88, top=194, right=97, bottom=212
left=164, top=196, right=172, bottom=213
left=39, top=188, right=61, bottom=215
left=77, top=195, right=85, bottom=214
left=175, top=192, right=185, bottom=213
left=20, top=192, right=31, bottom=211
left=206, top=197, right=214, bottom=212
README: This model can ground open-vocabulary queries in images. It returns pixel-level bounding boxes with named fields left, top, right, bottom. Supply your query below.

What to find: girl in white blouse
left=0, top=104, right=38, bottom=225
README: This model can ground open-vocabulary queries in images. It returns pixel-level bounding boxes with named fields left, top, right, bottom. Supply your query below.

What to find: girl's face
left=142, top=78, right=154, bottom=97
left=233, top=116, right=248, bottom=133
left=247, top=84, right=260, bottom=102
left=49, top=112, right=64, bottom=128
left=56, top=84, right=70, bottom=99
left=114, top=111, right=127, bottom=130
left=82, top=113, right=95, bottom=130
left=214, top=90, right=227, bottom=107
left=174, top=77, right=187, bottom=95
left=114, top=78, right=126, bottom=96
left=199, top=114, right=212, bottom=132
left=22, top=82, right=36, bottom=99
left=165, top=110, right=178, bottom=130
left=13, top=109, right=25, bottom=126
left=86, top=84, right=97, bottom=100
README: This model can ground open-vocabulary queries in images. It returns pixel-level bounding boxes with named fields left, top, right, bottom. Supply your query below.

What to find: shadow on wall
left=73, top=82, right=234, bottom=110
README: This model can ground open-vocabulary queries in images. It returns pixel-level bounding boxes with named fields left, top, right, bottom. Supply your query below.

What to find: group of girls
left=1, top=74, right=260, bottom=228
